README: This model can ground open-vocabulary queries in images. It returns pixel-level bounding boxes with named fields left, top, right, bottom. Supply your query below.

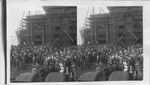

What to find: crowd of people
left=10, top=44, right=143, bottom=81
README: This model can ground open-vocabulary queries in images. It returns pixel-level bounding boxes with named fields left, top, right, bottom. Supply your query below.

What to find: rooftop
left=43, top=6, right=76, bottom=14
left=24, top=15, right=46, bottom=21
left=107, top=6, right=142, bottom=12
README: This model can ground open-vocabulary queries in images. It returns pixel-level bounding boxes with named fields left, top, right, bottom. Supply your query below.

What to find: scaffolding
left=116, top=7, right=142, bottom=48
left=17, top=7, right=77, bottom=50
left=83, top=6, right=109, bottom=45
left=82, top=6, right=142, bottom=47
left=51, top=7, right=77, bottom=50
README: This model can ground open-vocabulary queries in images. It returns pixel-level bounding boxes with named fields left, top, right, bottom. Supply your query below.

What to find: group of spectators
left=10, top=44, right=143, bottom=81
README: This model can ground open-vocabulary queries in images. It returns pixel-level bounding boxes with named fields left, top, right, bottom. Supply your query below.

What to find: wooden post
left=42, top=23, right=45, bottom=45
left=30, top=23, right=33, bottom=45
left=107, top=15, right=109, bottom=43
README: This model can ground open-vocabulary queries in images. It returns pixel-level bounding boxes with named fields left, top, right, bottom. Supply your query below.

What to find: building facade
left=83, top=6, right=142, bottom=46
left=88, top=14, right=109, bottom=44
left=17, top=6, right=77, bottom=48
left=108, top=6, right=142, bottom=46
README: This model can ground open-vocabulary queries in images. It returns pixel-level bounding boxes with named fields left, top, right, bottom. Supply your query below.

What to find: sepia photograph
left=6, top=0, right=149, bottom=84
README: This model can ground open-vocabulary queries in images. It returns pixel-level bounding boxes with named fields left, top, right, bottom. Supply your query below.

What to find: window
left=96, top=25, right=104, bottom=30
left=118, top=32, right=124, bottom=37
left=134, top=32, right=142, bottom=38
left=55, top=26, right=61, bottom=30
left=69, top=25, right=76, bottom=30
left=98, top=40, right=106, bottom=44
left=119, top=25, right=125, bottom=30
left=98, top=34, right=106, bottom=38
left=33, top=35, right=42, bottom=39
left=70, top=20, right=76, bottom=24
left=133, top=24, right=142, bottom=32
left=54, top=34, right=59, bottom=39
left=70, top=33, right=76, bottom=39
left=34, top=41, right=42, bottom=45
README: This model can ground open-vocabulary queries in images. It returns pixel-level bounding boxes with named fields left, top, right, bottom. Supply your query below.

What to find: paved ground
left=10, top=65, right=32, bottom=82
left=10, top=63, right=97, bottom=82
left=75, top=63, right=96, bottom=80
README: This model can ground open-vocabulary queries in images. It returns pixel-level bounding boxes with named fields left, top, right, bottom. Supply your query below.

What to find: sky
left=7, top=0, right=143, bottom=45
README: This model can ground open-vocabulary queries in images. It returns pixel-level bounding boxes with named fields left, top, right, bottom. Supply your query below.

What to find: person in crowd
left=11, top=44, right=143, bottom=80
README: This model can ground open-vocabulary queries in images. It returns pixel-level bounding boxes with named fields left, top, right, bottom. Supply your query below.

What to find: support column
left=30, top=23, right=33, bottom=45
left=42, top=24, right=45, bottom=45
